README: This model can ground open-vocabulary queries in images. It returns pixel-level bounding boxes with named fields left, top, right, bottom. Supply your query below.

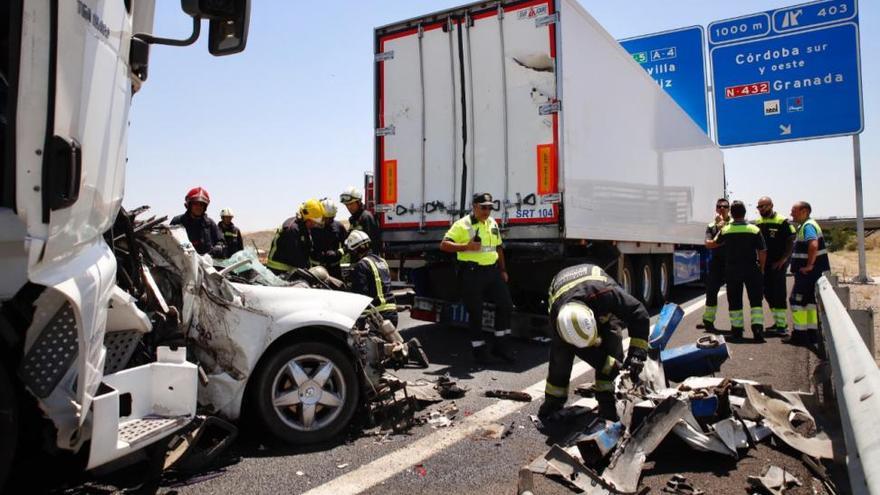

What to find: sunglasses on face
left=477, top=205, right=493, bottom=210
left=716, top=204, right=729, bottom=209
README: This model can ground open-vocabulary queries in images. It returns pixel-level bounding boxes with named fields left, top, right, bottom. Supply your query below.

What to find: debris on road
left=425, top=403, right=460, bottom=429
left=436, top=374, right=468, bottom=399
left=474, top=423, right=506, bottom=440
left=336, top=463, right=350, bottom=469
left=661, top=474, right=704, bottom=495
left=414, top=464, right=427, bottom=477
left=484, top=390, right=532, bottom=402
left=747, top=465, right=802, bottom=494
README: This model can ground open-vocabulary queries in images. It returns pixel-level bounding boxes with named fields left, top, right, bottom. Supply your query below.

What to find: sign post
left=709, top=0, right=868, bottom=282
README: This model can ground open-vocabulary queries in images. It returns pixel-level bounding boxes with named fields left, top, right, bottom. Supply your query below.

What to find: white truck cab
left=0, top=0, right=249, bottom=488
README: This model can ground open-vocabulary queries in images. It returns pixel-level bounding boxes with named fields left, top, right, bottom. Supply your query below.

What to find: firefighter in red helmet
left=170, top=187, right=225, bottom=256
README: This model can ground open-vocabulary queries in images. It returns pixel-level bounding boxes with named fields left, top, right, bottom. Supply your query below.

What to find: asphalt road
left=57, top=281, right=845, bottom=495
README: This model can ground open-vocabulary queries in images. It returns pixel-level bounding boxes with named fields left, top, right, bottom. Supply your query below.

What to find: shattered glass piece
left=743, top=419, right=773, bottom=443
left=214, top=248, right=288, bottom=286
left=712, top=418, right=749, bottom=453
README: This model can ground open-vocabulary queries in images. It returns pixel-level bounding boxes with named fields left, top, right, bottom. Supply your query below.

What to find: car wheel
left=252, top=341, right=359, bottom=444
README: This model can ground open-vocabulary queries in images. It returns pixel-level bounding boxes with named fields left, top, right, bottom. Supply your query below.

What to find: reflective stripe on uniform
left=365, top=257, right=396, bottom=313
left=548, top=266, right=608, bottom=309
left=771, top=309, right=788, bottom=327
left=791, top=250, right=827, bottom=259
left=791, top=305, right=808, bottom=330
left=471, top=340, right=486, bottom=348
left=805, top=304, right=818, bottom=330
left=703, top=305, right=718, bottom=323
left=594, top=380, right=614, bottom=392
left=730, top=309, right=744, bottom=327
left=266, top=259, right=293, bottom=272
left=600, top=356, right=618, bottom=375
left=629, top=338, right=649, bottom=350
left=545, top=381, right=568, bottom=398
left=750, top=306, right=764, bottom=321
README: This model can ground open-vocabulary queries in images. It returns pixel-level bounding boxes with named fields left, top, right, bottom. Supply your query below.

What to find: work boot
left=783, top=331, right=808, bottom=346
left=752, top=325, right=766, bottom=343
left=807, top=328, right=820, bottom=345
left=701, top=321, right=715, bottom=333
left=765, top=325, right=788, bottom=337
left=537, top=396, right=566, bottom=421
left=731, top=327, right=744, bottom=339
left=596, top=392, right=619, bottom=421
left=491, top=339, right=516, bottom=363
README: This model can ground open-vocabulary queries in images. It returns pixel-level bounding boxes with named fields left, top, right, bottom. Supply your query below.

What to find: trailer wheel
left=653, top=255, right=673, bottom=305
left=619, top=256, right=635, bottom=297
left=634, top=256, right=655, bottom=308
left=0, top=365, right=18, bottom=491
left=251, top=341, right=359, bottom=444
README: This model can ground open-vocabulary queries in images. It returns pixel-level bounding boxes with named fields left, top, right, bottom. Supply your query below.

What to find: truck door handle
left=46, top=135, right=82, bottom=211
left=522, top=193, right=537, bottom=206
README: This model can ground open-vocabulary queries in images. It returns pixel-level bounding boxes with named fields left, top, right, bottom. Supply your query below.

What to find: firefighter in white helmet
left=310, top=198, right=348, bottom=279
left=344, top=230, right=397, bottom=326
left=539, top=264, right=651, bottom=421
left=340, top=186, right=380, bottom=253
left=218, top=208, right=244, bottom=257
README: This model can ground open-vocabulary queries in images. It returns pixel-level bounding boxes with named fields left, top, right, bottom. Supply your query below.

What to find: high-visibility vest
left=443, top=215, right=502, bottom=265
left=790, top=218, right=830, bottom=273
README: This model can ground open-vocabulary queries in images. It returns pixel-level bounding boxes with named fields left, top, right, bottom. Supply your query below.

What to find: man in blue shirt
left=787, top=201, right=830, bottom=345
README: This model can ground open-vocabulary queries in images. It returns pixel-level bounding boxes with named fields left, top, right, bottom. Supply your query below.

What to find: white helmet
left=220, top=208, right=234, bottom=218
left=344, top=230, right=371, bottom=252
left=340, top=186, right=363, bottom=205
left=556, top=302, right=599, bottom=348
left=320, top=198, right=337, bottom=218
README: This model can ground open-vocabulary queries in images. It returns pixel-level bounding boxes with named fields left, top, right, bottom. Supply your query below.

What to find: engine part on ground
left=661, top=474, right=704, bottom=495
left=485, top=390, right=532, bottom=402
left=164, top=416, right=239, bottom=475
left=436, top=374, right=467, bottom=399
left=660, top=336, right=730, bottom=383
left=407, top=338, right=430, bottom=369
left=746, top=465, right=802, bottom=494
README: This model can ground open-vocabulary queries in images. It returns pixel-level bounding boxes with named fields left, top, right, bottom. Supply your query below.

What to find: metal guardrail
left=816, top=275, right=880, bottom=495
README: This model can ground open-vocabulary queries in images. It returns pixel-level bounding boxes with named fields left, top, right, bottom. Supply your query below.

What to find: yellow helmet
left=298, top=198, right=325, bottom=222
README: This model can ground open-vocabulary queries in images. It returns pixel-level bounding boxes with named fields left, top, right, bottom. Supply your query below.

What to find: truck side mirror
left=181, top=0, right=250, bottom=56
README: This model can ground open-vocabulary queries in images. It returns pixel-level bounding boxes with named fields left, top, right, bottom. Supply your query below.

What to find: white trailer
left=374, top=0, right=724, bottom=316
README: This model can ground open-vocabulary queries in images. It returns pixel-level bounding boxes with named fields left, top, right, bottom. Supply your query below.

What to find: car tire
left=0, top=364, right=18, bottom=491
left=251, top=341, right=359, bottom=444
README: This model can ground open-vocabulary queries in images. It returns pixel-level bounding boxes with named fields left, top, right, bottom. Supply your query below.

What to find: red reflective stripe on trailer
left=382, top=220, right=451, bottom=229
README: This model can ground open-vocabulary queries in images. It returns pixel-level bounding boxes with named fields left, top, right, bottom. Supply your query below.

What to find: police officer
left=787, top=201, right=830, bottom=346
left=345, top=230, right=398, bottom=326
left=754, top=197, right=796, bottom=335
left=218, top=208, right=245, bottom=258
left=266, top=199, right=324, bottom=275
left=171, top=187, right=225, bottom=256
left=718, top=201, right=767, bottom=341
left=311, top=199, right=348, bottom=279
left=701, top=198, right=731, bottom=332
left=340, top=186, right=380, bottom=253
left=538, top=264, right=650, bottom=421
left=440, top=193, right=514, bottom=364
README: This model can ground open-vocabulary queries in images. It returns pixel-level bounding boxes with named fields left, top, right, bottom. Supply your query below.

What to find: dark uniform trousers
left=546, top=324, right=624, bottom=397
left=726, top=268, right=764, bottom=332
left=763, top=264, right=789, bottom=327
left=459, top=262, right=513, bottom=346
left=703, top=257, right=725, bottom=324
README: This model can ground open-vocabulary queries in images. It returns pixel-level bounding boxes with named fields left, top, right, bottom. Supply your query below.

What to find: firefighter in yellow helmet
left=266, top=199, right=324, bottom=275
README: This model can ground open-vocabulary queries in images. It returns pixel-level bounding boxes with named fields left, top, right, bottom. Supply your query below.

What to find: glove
left=210, top=244, right=225, bottom=258
left=623, top=347, right=647, bottom=378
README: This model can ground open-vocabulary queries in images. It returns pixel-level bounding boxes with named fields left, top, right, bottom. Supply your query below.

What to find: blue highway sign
left=709, top=0, right=863, bottom=147
left=620, top=26, right=709, bottom=134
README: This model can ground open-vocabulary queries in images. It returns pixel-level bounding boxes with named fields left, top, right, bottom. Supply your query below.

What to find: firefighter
left=218, top=208, right=244, bottom=258
left=311, top=198, right=348, bottom=279
left=170, top=187, right=225, bottom=256
left=340, top=186, right=380, bottom=253
left=344, top=230, right=397, bottom=326
left=266, top=199, right=324, bottom=275
left=754, top=197, right=796, bottom=335
left=700, top=198, right=730, bottom=332
left=440, top=192, right=514, bottom=364
left=538, top=264, right=650, bottom=422
left=787, top=201, right=830, bottom=346
left=718, top=201, right=767, bottom=341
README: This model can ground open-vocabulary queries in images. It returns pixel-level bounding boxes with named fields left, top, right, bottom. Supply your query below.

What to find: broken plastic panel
left=649, top=303, right=684, bottom=351
left=661, top=336, right=729, bottom=383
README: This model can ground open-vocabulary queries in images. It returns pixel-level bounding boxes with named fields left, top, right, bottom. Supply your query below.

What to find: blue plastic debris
left=661, top=335, right=729, bottom=383
left=649, top=303, right=684, bottom=351
left=690, top=396, right=719, bottom=418
left=576, top=421, right=625, bottom=465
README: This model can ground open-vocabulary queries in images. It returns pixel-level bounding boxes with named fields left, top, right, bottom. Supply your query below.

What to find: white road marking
left=303, top=294, right=710, bottom=495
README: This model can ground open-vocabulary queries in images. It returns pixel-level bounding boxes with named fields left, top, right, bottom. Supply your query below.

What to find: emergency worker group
left=169, top=185, right=829, bottom=421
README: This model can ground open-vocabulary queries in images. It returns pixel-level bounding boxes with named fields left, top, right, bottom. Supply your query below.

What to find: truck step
left=118, top=416, right=190, bottom=445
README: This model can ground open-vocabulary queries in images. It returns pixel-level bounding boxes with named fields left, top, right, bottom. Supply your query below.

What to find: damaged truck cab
left=0, top=0, right=249, bottom=488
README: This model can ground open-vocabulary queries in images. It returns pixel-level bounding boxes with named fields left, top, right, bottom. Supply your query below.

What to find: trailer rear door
left=376, top=0, right=560, bottom=233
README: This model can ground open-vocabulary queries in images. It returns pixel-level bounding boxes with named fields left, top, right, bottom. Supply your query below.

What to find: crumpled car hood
left=232, top=283, right=372, bottom=327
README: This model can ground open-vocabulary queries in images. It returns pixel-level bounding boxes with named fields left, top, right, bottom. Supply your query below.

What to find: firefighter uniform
left=219, top=221, right=244, bottom=258
left=542, top=264, right=650, bottom=420
left=349, top=208, right=380, bottom=254
left=349, top=253, right=398, bottom=326
left=789, top=218, right=830, bottom=343
left=170, top=213, right=224, bottom=256
left=754, top=213, right=796, bottom=330
left=718, top=222, right=767, bottom=339
left=266, top=217, right=312, bottom=274
left=702, top=221, right=726, bottom=330
left=311, top=220, right=348, bottom=279
left=443, top=213, right=513, bottom=352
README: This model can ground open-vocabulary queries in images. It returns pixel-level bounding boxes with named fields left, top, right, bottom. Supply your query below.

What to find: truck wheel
left=634, top=256, right=655, bottom=308
left=653, top=255, right=673, bottom=306
left=251, top=341, right=359, bottom=444
left=619, top=256, right=635, bottom=297
left=0, top=365, right=18, bottom=490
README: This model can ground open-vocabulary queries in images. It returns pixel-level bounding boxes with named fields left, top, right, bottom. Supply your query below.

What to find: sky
left=126, top=0, right=879, bottom=231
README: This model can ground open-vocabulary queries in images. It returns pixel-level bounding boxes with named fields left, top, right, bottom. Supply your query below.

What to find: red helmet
left=185, top=187, right=211, bottom=207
